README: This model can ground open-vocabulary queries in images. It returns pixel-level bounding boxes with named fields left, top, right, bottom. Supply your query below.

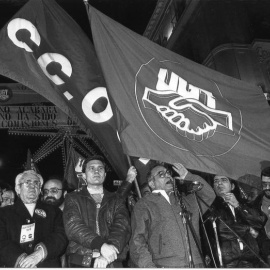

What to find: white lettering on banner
left=7, top=18, right=72, bottom=84
left=82, top=87, right=113, bottom=123
left=37, top=53, right=72, bottom=85
left=142, top=68, right=233, bottom=142
left=8, top=18, right=40, bottom=52
left=156, top=68, right=216, bottom=109
left=7, top=18, right=112, bottom=123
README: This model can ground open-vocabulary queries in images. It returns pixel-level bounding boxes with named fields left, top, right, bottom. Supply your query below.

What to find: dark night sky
left=0, top=0, right=158, bottom=187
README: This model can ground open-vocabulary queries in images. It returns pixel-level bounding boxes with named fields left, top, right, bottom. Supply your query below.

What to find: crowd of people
left=0, top=155, right=269, bottom=268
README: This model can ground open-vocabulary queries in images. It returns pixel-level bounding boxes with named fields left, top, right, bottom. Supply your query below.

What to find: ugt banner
left=0, top=0, right=128, bottom=178
left=88, top=5, right=270, bottom=180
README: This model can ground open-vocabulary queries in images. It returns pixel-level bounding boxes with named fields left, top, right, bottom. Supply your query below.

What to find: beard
left=264, top=190, right=270, bottom=199
left=44, top=195, right=64, bottom=207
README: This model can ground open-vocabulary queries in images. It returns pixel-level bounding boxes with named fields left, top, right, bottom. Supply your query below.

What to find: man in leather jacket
left=202, top=175, right=267, bottom=268
left=63, top=155, right=134, bottom=268
left=251, top=166, right=270, bottom=265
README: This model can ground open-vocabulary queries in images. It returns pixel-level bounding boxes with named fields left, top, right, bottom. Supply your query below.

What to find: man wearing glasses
left=130, top=162, right=215, bottom=268
left=63, top=155, right=134, bottom=268
left=0, top=170, right=68, bottom=267
left=42, top=177, right=66, bottom=211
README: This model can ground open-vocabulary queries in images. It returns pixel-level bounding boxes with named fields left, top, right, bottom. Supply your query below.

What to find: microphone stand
left=195, top=192, right=269, bottom=268
left=212, top=219, right=223, bottom=267
left=192, top=189, right=219, bottom=268
left=173, top=180, right=206, bottom=268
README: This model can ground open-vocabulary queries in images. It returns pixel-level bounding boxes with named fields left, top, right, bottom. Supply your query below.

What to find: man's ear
left=63, top=191, right=67, bottom=198
left=82, top=173, right=86, bottom=180
left=231, top=183, right=235, bottom=191
left=148, top=181, right=155, bottom=190
left=15, top=185, right=20, bottom=196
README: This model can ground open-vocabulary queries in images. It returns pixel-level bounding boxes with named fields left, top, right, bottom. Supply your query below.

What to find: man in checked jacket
left=130, top=162, right=215, bottom=268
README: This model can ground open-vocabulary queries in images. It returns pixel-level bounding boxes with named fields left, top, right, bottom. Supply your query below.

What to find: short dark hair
left=213, top=175, right=243, bottom=201
left=261, top=167, right=270, bottom=178
left=0, top=181, right=13, bottom=191
left=82, top=155, right=106, bottom=173
left=146, top=162, right=168, bottom=182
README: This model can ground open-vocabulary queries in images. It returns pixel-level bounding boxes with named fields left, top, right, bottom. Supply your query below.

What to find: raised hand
left=126, top=166, right=137, bottom=183
left=223, top=193, right=239, bottom=208
left=172, top=163, right=188, bottom=179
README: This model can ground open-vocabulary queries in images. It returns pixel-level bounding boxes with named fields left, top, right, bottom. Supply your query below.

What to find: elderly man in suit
left=0, top=170, right=68, bottom=267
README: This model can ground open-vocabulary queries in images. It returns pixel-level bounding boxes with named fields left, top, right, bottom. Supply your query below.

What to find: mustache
left=44, top=196, right=56, bottom=201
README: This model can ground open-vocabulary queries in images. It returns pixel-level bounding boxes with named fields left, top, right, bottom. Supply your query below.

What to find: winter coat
left=63, top=186, right=131, bottom=264
left=130, top=172, right=215, bottom=268
left=0, top=198, right=68, bottom=267
left=251, top=193, right=270, bottom=262
left=202, top=196, right=267, bottom=267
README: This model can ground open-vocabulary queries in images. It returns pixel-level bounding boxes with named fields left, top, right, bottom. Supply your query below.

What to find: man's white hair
left=15, top=170, right=43, bottom=187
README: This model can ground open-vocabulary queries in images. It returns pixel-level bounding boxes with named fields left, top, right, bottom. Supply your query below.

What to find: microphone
left=203, top=213, right=218, bottom=223
left=203, top=206, right=218, bottom=223
left=174, top=177, right=203, bottom=193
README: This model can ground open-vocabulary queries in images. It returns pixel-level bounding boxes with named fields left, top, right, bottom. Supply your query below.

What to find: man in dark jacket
left=251, top=166, right=270, bottom=264
left=63, top=155, right=133, bottom=268
left=203, top=175, right=267, bottom=268
left=0, top=170, right=68, bottom=267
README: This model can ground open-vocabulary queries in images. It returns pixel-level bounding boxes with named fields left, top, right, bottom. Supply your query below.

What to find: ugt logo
left=135, top=59, right=242, bottom=157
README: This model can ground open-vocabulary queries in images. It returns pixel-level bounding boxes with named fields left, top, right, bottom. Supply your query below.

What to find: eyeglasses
left=43, top=188, right=63, bottom=195
left=20, top=180, right=41, bottom=188
left=152, top=169, right=172, bottom=179
left=262, top=182, right=270, bottom=189
left=87, top=166, right=105, bottom=173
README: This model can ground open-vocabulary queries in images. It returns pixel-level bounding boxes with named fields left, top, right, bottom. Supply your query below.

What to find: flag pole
left=126, top=155, right=142, bottom=199
left=82, top=0, right=141, bottom=199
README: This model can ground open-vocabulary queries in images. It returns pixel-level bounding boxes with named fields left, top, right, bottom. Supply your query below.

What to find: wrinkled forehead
left=20, top=173, right=39, bottom=182
left=151, top=165, right=166, bottom=176
left=44, top=179, right=62, bottom=189
left=214, top=175, right=230, bottom=181
left=16, top=171, right=43, bottom=187
left=262, top=176, right=270, bottom=183
left=86, top=159, right=105, bottom=168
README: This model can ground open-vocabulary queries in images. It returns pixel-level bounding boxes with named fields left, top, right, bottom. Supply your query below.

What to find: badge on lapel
left=35, top=209, right=46, bottom=218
